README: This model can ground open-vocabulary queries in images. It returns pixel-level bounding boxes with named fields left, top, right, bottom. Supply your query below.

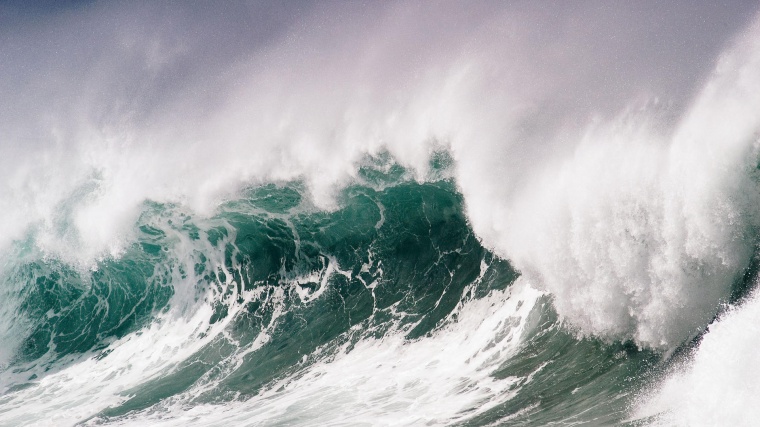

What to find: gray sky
left=0, top=1, right=758, bottom=150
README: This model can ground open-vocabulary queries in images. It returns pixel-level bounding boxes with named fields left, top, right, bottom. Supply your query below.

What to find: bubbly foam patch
left=477, top=17, right=760, bottom=348
left=86, top=282, right=544, bottom=426
left=633, top=291, right=760, bottom=426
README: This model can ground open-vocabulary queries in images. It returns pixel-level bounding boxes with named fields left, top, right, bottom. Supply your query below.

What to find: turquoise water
left=0, top=158, right=680, bottom=426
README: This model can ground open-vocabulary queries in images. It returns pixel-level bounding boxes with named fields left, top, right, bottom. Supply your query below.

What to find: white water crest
left=632, top=19, right=760, bottom=423
left=491, top=15, right=760, bottom=348
left=634, top=290, right=760, bottom=426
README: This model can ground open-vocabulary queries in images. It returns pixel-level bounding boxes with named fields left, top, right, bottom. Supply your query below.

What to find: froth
left=87, top=281, right=544, bottom=426
left=634, top=291, right=760, bottom=426
left=476, top=18, right=760, bottom=349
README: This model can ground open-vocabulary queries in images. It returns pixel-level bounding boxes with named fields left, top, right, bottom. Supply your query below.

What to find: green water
left=0, top=160, right=662, bottom=426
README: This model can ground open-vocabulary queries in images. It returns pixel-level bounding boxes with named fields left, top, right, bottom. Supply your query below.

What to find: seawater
left=0, top=157, right=661, bottom=426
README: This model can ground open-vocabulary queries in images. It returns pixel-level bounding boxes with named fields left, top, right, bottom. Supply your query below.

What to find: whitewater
left=1, top=2, right=760, bottom=426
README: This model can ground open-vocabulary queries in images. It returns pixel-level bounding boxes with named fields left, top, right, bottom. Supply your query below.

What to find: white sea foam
left=467, top=16, right=760, bottom=348
left=87, top=281, right=545, bottom=427
left=633, top=290, right=760, bottom=426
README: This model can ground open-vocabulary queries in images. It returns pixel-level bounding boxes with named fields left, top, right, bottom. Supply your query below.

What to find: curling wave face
left=0, top=165, right=656, bottom=426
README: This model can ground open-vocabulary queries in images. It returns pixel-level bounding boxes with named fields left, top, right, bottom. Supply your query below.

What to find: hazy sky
left=1, top=1, right=758, bottom=144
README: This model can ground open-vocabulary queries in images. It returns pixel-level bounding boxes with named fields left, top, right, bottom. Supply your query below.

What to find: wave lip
left=496, top=15, right=760, bottom=350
